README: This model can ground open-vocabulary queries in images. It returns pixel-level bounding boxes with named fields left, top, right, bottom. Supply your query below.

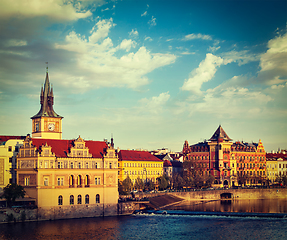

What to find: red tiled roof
left=31, top=138, right=107, bottom=158
left=0, top=135, right=26, bottom=144
left=163, top=160, right=172, bottom=167
left=266, top=153, right=287, bottom=160
left=118, top=150, right=163, bottom=162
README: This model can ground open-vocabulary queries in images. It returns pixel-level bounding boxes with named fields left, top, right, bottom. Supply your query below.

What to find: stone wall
left=0, top=203, right=118, bottom=224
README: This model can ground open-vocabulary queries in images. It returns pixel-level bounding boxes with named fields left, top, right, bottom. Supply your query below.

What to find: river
left=0, top=199, right=286, bottom=240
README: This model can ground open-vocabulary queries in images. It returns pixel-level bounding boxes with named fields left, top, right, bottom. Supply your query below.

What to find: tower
left=31, top=70, right=63, bottom=139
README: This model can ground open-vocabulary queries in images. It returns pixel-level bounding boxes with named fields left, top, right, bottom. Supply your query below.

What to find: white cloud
left=139, top=92, right=170, bottom=114
left=54, top=18, right=176, bottom=91
left=0, top=0, right=92, bottom=21
left=89, top=18, right=116, bottom=43
left=148, top=16, right=156, bottom=27
left=141, top=11, right=147, bottom=17
left=221, top=50, right=260, bottom=66
left=129, top=29, right=139, bottom=38
left=183, top=33, right=212, bottom=41
left=5, top=39, right=27, bottom=47
left=181, top=53, right=224, bottom=94
left=118, top=39, right=137, bottom=52
left=258, top=32, right=287, bottom=85
left=144, top=37, right=153, bottom=42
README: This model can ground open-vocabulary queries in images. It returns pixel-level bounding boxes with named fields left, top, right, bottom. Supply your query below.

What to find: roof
left=266, top=153, right=287, bottom=160
left=163, top=160, right=172, bottom=167
left=118, top=150, right=163, bottom=162
left=31, top=72, right=62, bottom=119
left=0, top=135, right=26, bottom=145
left=209, top=125, right=232, bottom=142
left=30, top=138, right=107, bottom=158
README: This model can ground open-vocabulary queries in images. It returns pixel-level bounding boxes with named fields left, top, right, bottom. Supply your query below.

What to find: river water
left=0, top=199, right=286, bottom=240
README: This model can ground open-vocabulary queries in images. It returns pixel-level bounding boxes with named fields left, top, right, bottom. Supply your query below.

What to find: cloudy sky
left=0, top=0, right=286, bottom=152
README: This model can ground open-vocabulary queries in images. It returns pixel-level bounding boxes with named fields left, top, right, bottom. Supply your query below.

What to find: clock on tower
left=31, top=70, right=63, bottom=139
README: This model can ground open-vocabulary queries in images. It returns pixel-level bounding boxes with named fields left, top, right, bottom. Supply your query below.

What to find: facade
left=183, top=125, right=267, bottom=187
left=0, top=136, right=25, bottom=190
left=266, top=153, right=287, bottom=184
left=118, top=150, right=163, bottom=184
left=14, top=71, right=118, bottom=218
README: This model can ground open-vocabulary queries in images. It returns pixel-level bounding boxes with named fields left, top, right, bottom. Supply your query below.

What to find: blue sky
left=0, top=0, right=286, bottom=152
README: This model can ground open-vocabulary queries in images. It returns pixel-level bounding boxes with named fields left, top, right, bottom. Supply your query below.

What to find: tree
left=1, top=183, right=26, bottom=207
left=205, top=174, right=215, bottom=188
left=134, top=177, right=144, bottom=191
left=119, top=176, right=133, bottom=195
left=172, top=173, right=185, bottom=190
left=158, top=175, right=168, bottom=190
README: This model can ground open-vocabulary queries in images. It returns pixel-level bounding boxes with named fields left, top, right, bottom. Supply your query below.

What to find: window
left=44, top=177, right=49, bottom=186
left=77, top=195, right=82, bottom=204
left=70, top=195, right=74, bottom=205
left=15, top=146, right=19, bottom=152
left=109, top=163, right=112, bottom=169
left=8, top=146, right=12, bottom=152
left=78, top=162, right=81, bottom=169
left=25, top=177, right=30, bottom=186
left=95, top=177, right=100, bottom=185
left=9, top=157, right=12, bottom=163
left=77, top=175, right=81, bottom=186
left=85, top=175, right=90, bottom=187
left=96, top=194, right=100, bottom=203
left=44, top=161, right=49, bottom=168
left=58, top=195, right=63, bottom=205
left=70, top=162, right=74, bottom=169
left=57, top=177, right=64, bottom=186
left=69, top=175, right=74, bottom=187
left=95, top=162, right=98, bottom=169
left=85, top=194, right=89, bottom=204
left=58, top=162, right=63, bottom=169
left=86, top=162, right=89, bottom=169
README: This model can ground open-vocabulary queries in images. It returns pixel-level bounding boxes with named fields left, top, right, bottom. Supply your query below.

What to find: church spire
left=31, top=69, right=62, bottom=119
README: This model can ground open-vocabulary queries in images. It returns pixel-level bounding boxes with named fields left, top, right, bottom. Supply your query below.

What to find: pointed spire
left=209, top=125, right=232, bottom=142
left=31, top=66, right=63, bottom=119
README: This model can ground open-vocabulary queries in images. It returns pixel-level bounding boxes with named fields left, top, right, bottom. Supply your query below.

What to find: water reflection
left=166, top=199, right=287, bottom=213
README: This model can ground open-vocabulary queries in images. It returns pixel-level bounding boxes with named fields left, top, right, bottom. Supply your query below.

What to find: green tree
left=205, top=174, right=215, bottom=188
left=134, top=177, right=144, bottom=191
left=172, top=174, right=185, bottom=190
left=158, top=175, right=168, bottom=190
left=119, top=176, right=133, bottom=195
left=194, top=174, right=204, bottom=189
left=1, top=183, right=26, bottom=207
left=183, top=175, right=193, bottom=188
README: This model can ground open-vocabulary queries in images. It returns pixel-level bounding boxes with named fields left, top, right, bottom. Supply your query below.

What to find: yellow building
left=15, top=71, right=118, bottom=218
left=0, top=137, right=25, bottom=190
left=266, top=154, right=279, bottom=184
left=118, top=149, right=163, bottom=184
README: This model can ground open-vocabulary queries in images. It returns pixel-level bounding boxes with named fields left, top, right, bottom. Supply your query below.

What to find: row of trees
left=118, top=173, right=215, bottom=195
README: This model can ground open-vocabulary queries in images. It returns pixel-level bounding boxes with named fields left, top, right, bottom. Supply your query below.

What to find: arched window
left=78, top=162, right=81, bottom=169
left=58, top=195, right=63, bottom=205
left=85, top=194, right=89, bottom=204
left=77, top=195, right=82, bottom=204
left=70, top=162, right=74, bottom=169
left=86, top=162, right=89, bottom=169
left=85, top=175, right=90, bottom=187
left=69, top=175, right=74, bottom=187
left=96, top=194, right=100, bottom=203
left=109, top=163, right=112, bottom=169
left=77, top=175, right=81, bottom=187
left=70, top=195, right=74, bottom=205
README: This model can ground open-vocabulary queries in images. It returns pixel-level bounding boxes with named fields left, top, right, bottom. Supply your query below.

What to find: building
left=0, top=136, right=25, bottom=190
left=118, top=150, right=163, bottom=184
left=15, top=71, right=118, bottom=218
left=266, top=153, right=287, bottom=184
left=183, top=125, right=267, bottom=187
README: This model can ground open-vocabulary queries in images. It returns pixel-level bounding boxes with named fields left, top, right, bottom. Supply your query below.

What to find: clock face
left=48, top=123, right=55, bottom=131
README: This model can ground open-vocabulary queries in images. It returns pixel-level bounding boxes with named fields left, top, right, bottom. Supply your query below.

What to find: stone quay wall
left=0, top=203, right=118, bottom=224
left=136, top=188, right=287, bottom=201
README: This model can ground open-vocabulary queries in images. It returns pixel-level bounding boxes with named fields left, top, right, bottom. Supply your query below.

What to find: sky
left=0, top=0, right=286, bottom=153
